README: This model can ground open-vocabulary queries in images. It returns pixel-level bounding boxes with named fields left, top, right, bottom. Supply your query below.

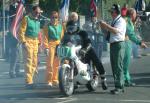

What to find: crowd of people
left=98, top=4, right=147, bottom=94
left=3, top=1, right=148, bottom=95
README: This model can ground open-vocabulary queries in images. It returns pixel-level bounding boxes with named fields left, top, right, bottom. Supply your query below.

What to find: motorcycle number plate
left=57, top=46, right=72, bottom=58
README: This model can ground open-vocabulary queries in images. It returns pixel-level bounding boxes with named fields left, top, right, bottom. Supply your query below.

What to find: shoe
left=101, top=79, right=108, bottom=90
left=47, top=82, right=53, bottom=88
left=52, top=80, right=59, bottom=86
left=25, top=84, right=36, bottom=89
left=110, top=88, right=124, bottom=94
left=125, top=82, right=136, bottom=87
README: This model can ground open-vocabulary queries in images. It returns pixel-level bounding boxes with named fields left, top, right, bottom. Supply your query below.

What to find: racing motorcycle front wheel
left=59, top=63, right=74, bottom=96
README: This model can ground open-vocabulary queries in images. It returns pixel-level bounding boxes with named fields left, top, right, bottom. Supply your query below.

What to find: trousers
left=46, top=44, right=59, bottom=84
left=110, top=41, right=125, bottom=89
left=23, top=37, right=38, bottom=84
left=123, top=40, right=132, bottom=82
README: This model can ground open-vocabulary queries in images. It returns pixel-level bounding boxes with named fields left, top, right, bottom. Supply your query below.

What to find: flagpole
left=2, top=0, right=6, bottom=58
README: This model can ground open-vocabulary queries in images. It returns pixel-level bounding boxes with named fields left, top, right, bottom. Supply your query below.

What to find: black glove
left=79, top=49, right=86, bottom=57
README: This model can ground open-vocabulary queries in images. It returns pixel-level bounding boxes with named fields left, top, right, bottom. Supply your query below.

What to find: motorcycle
left=57, top=44, right=99, bottom=96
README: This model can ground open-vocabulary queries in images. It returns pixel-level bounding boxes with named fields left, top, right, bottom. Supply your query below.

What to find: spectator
left=8, top=31, right=22, bottom=78
left=132, top=17, right=142, bottom=58
left=99, top=4, right=126, bottom=94
left=91, top=16, right=104, bottom=59
left=123, top=8, right=147, bottom=87
left=69, top=12, right=78, bottom=22
left=121, top=3, right=128, bottom=17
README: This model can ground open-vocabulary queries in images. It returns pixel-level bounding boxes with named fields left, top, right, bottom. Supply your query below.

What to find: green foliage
left=38, top=0, right=91, bottom=15
left=39, top=0, right=60, bottom=15
left=30, top=0, right=150, bottom=17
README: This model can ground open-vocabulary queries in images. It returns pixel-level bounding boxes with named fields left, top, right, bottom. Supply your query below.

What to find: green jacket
left=48, top=24, right=63, bottom=41
left=25, top=16, right=40, bottom=38
left=126, top=17, right=141, bottom=45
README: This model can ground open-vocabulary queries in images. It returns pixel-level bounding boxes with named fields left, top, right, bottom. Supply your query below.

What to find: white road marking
left=55, top=98, right=150, bottom=103
left=90, top=98, right=150, bottom=103
left=120, top=99, right=150, bottom=102
left=55, top=97, right=73, bottom=100
left=56, top=98, right=77, bottom=103
left=101, top=99, right=150, bottom=103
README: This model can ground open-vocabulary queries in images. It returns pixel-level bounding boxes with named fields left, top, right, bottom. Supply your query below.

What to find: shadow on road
left=0, top=73, right=150, bottom=100
left=0, top=87, right=67, bottom=100
left=131, top=73, right=150, bottom=87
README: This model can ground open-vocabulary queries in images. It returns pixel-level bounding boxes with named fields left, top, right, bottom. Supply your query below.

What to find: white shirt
left=109, top=15, right=126, bottom=43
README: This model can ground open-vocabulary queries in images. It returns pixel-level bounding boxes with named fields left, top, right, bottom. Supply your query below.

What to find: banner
left=60, top=0, right=70, bottom=22
left=11, top=0, right=24, bottom=39
left=90, top=0, right=97, bottom=17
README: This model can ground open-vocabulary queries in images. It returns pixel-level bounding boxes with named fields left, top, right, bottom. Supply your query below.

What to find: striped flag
left=11, top=0, right=24, bottom=39
left=60, top=0, right=70, bottom=22
left=90, top=0, right=97, bottom=17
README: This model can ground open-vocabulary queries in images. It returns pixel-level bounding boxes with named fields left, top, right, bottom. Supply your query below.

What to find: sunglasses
left=52, top=16, right=58, bottom=19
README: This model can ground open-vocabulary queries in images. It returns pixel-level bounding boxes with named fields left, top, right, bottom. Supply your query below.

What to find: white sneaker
left=47, top=82, right=53, bottom=87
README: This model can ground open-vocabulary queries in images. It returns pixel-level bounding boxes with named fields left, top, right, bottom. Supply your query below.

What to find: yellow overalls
left=43, top=23, right=64, bottom=85
left=19, top=15, right=40, bottom=84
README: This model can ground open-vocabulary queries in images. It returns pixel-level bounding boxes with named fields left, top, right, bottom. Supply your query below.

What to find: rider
left=63, top=20, right=108, bottom=90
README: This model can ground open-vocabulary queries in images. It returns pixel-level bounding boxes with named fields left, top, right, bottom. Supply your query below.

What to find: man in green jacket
left=19, top=6, right=42, bottom=89
left=124, top=8, right=147, bottom=86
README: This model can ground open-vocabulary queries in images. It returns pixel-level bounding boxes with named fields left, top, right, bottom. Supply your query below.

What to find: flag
left=134, top=0, right=146, bottom=12
left=11, top=0, right=24, bottom=39
left=60, top=0, right=70, bottom=22
left=90, top=0, right=97, bottom=17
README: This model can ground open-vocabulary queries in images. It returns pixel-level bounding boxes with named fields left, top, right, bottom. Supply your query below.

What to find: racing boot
left=100, top=74, right=108, bottom=90
left=101, top=78, right=108, bottom=90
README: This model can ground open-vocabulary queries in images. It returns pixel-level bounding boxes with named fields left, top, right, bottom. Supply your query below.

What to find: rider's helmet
left=66, top=20, right=80, bottom=34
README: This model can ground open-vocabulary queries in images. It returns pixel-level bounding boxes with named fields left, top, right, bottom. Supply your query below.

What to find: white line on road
left=90, top=98, right=150, bottom=103
left=55, top=97, right=150, bottom=103
left=55, top=97, right=73, bottom=100
left=56, top=98, right=77, bottom=103
left=120, top=99, right=150, bottom=102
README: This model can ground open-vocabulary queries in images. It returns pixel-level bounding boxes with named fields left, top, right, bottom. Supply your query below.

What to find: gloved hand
left=44, top=48, right=49, bottom=56
left=79, top=49, right=86, bottom=57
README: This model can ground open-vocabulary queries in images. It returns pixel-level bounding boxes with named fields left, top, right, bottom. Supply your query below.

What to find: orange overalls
left=43, top=23, right=64, bottom=85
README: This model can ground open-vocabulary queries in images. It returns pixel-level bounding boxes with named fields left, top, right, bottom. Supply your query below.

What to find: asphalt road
left=0, top=50, right=150, bottom=103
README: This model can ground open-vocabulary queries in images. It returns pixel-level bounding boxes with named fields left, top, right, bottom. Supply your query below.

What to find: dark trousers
left=110, top=41, right=125, bottom=89
left=83, top=48, right=105, bottom=76
left=9, top=46, right=20, bottom=75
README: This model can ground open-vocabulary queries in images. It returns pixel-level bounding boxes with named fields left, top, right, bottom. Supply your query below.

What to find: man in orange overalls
left=43, top=11, right=64, bottom=87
